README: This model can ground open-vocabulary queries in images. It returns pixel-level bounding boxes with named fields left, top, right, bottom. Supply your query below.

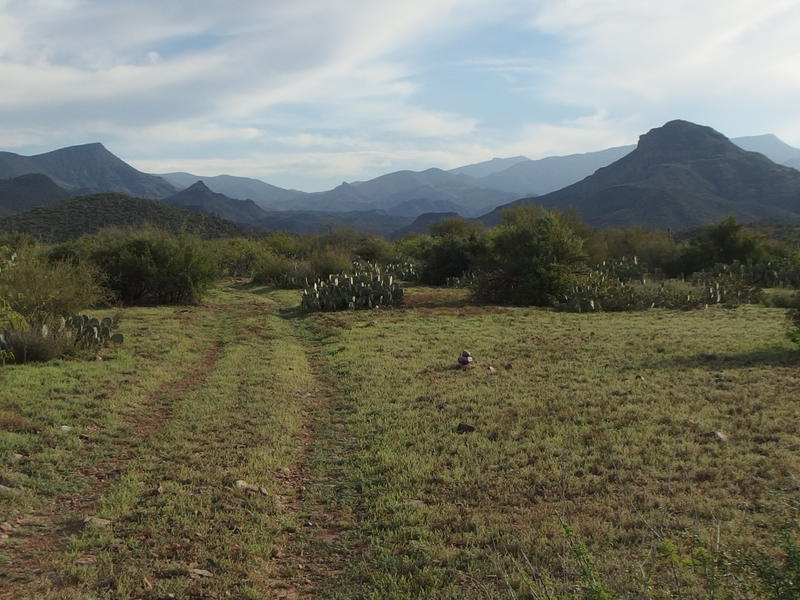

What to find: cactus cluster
left=301, top=269, right=404, bottom=312
left=558, top=260, right=762, bottom=313
left=61, top=315, right=124, bottom=347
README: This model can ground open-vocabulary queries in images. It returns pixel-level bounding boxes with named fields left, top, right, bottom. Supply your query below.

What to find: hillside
left=253, top=209, right=411, bottom=236
left=163, top=181, right=269, bottom=224
left=389, top=211, right=460, bottom=239
left=481, top=120, right=800, bottom=230
left=0, top=173, right=71, bottom=216
left=0, top=143, right=176, bottom=198
left=279, top=168, right=517, bottom=217
left=160, top=172, right=307, bottom=209
left=0, top=193, right=245, bottom=242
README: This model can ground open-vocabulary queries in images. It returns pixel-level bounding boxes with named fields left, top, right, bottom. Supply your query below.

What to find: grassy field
left=1, top=284, right=799, bottom=599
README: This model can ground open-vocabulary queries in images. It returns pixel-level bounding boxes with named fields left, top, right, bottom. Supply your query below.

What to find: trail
left=254, top=299, right=357, bottom=600
left=0, top=339, right=224, bottom=599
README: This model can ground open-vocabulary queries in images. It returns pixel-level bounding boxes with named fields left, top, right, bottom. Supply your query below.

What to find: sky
left=1, top=0, right=800, bottom=191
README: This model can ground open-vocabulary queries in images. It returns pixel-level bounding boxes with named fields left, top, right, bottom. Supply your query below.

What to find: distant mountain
left=389, top=211, right=460, bottom=239
left=474, top=146, right=635, bottom=197
left=733, top=134, right=800, bottom=166
left=386, top=197, right=464, bottom=217
left=449, top=156, right=530, bottom=178
left=480, top=120, right=800, bottom=230
left=0, top=143, right=176, bottom=198
left=282, top=168, right=517, bottom=217
left=0, top=193, right=245, bottom=243
left=0, top=173, right=71, bottom=216
left=253, top=209, right=411, bottom=236
left=160, top=172, right=306, bottom=209
left=163, top=181, right=269, bottom=224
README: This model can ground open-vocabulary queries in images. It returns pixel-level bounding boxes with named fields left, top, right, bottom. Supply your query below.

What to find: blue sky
left=1, top=0, right=800, bottom=191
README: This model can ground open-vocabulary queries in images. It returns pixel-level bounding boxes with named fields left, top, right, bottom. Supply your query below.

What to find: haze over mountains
left=1, top=120, right=800, bottom=240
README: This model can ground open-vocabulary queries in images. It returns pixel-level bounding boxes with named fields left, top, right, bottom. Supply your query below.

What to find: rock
left=457, top=350, right=473, bottom=366
left=714, top=431, right=729, bottom=443
left=188, top=568, right=213, bottom=578
left=60, top=425, right=73, bottom=432
left=455, top=422, right=476, bottom=434
left=487, top=366, right=497, bottom=373
left=83, top=517, right=112, bottom=528
left=0, top=485, right=22, bottom=498
left=635, top=375, right=645, bottom=381
left=234, top=480, right=269, bottom=495
left=75, top=555, right=96, bottom=565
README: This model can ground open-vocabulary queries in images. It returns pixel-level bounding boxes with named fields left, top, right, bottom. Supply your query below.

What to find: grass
left=2, top=284, right=799, bottom=598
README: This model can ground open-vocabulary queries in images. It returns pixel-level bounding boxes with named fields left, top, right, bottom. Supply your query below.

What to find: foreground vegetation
left=2, top=211, right=800, bottom=597
left=0, top=283, right=798, bottom=598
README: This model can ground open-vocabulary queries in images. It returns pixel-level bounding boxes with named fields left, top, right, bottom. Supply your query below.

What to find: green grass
left=2, top=284, right=799, bottom=598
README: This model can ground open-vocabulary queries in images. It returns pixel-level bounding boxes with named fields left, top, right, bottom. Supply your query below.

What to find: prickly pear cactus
left=301, top=267, right=404, bottom=312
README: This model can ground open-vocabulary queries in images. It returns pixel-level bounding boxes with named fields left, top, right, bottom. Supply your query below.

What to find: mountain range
left=481, top=120, right=800, bottom=230
left=1, top=121, right=800, bottom=239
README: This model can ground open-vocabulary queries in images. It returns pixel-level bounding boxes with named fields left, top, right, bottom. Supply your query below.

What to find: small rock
left=234, top=480, right=269, bottom=495
left=188, top=568, right=213, bottom=578
left=94, top=355, right=103, bottom=361
left=0, top=485, right=22, bottom=498
left=635, top=375, right=645, bottom=381
left=455, top=422, right=476, bottom=434
left=457, top=350, right=473, bottom=366
left=83, top=517, right=112, bottom=528
left=714, top=431, right=729, bottom=443
left=60, top=425, right=73, bottom=432
left=75, top=555, right=96, bottom=565
left=487, top=366, right=497, bottom=373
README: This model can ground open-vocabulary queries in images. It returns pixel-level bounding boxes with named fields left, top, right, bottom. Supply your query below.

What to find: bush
left=309, top=248, right=352, bottom=277
left=0, top=253, right=106, bottom=322
left=251, top=253, right=313, bottom=289
left=788, top=308, right=800, bottom=347
left=0, top=324, right=70, bottom=363
left=474, top=208, right=585, bottom=306
left=86, top=229, right=218, bottom=305
left=209, top=238, right=271, bottom=277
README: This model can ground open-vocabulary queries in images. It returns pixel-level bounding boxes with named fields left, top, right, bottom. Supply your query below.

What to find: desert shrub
left=474, top=208, right=585, bottom=306
left=419, top=219, right=489, bottom=285
left=262, top=231, right=303, bottom=257
left=309, top=247, right=353, bottom=277
left=251, top=253, right=313, bottom=289
left=209, top=237, right=271, bottom=277
left=354, top=235, right=395, bottom=263
left=788, top=308, right=800, bottom=347
left=0, top=253, right=106, bottom=322
left=0, top=324, right=70, bottom=363
left=86, top=229, right=218, bottom=305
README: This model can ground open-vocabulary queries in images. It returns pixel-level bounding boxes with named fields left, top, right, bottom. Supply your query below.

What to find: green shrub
left=0, top=253, right=106, bottom=322
left=86, top=229, right=218, bottom=305
left=251, top=253, right=313, bottom=289
left=209, top=237, right=271, bottom=277
left=474, top=208, right=585, bottom=306
left=309, top=247, right=352, bottom=277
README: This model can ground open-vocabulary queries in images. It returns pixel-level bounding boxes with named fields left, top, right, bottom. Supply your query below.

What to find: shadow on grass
left=658, top=346, right=800, bottom=370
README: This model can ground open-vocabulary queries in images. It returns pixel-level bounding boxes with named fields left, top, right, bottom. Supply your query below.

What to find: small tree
left=475, top=207, right=586, bottom=306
